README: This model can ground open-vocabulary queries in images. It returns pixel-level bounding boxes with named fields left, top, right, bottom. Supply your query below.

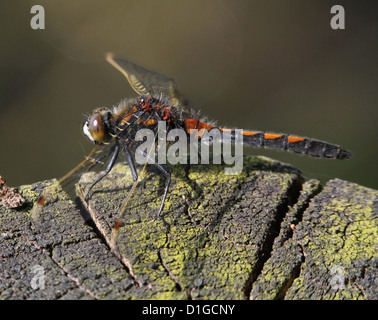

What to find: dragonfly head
left=83, top=108, right=113, bottom=145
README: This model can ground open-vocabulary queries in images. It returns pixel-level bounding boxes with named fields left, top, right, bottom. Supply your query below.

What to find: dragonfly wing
left=106, top=53, right=185, bottom=105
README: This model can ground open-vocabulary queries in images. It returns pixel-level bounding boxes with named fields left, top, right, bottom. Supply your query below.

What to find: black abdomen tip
left=337, top=149, right=353, bottom=160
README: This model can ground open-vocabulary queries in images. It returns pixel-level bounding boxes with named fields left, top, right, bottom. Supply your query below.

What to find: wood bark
left=0, top=156, right=376, bottom=299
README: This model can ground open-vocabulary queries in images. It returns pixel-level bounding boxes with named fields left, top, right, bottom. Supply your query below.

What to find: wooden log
left=0, top=156, right=376, bottom=299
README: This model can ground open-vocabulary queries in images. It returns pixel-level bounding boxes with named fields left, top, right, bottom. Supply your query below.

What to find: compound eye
left=88, top=113, right=107, bottom=143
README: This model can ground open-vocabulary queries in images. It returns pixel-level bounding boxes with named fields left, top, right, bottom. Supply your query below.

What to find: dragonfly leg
left=140, top=151, right=171, bottom=218
left=152, top=162, right=171, bottom=218
left=124, top=146, right=138, bottom=182
left=84, top=144, right=120, bottom=201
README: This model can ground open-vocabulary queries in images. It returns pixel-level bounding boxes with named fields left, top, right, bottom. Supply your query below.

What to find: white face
left=83, top=121, right=95, bottom=142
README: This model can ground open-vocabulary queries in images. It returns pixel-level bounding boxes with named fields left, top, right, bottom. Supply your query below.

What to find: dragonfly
left=35, top=53, right=352, bottom=242
left=82, top=54, right=352, bottom=218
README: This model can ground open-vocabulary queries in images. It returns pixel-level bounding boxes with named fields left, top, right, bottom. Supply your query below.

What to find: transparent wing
left=106, top=53, right=185, bottom=105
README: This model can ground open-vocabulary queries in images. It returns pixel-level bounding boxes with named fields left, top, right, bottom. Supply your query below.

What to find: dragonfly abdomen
left=242, top=131, right=352, bottom=159
left=184, top=119, right=352, bottom=159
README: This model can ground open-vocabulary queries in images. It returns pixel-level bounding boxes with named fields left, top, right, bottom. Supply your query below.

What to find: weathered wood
left=0, top=180, right=133, bottom=299
left=0, top=156, right=376, bottom=299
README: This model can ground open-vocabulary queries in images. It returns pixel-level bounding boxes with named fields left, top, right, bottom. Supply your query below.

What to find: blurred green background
left=0, top=0, right=377, bottom=189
